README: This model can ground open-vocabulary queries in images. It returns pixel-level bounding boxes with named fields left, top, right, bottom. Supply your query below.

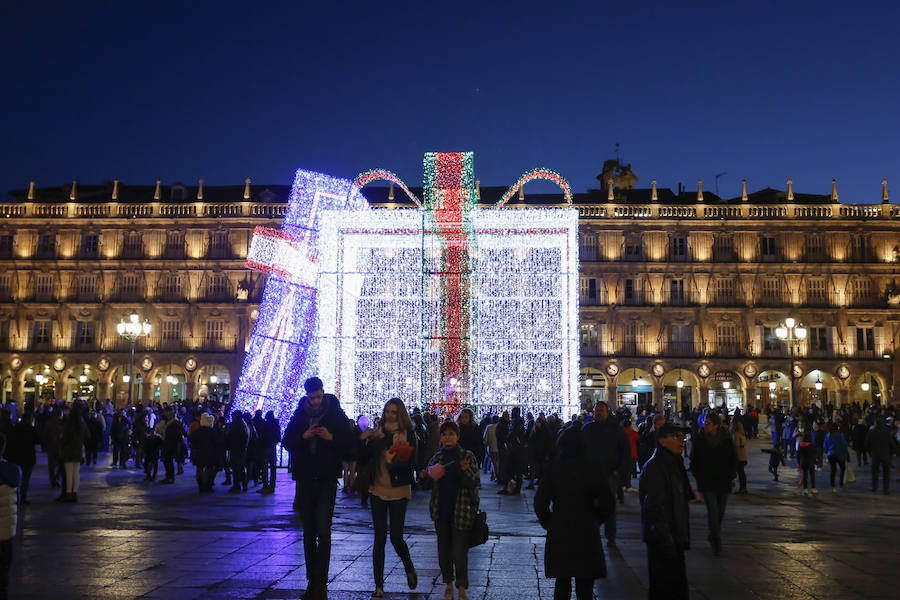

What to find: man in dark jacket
left=282, top=377, right=353, bottom=600
left=188, top=413, right=222, bottom=492
left=689, top=412, right=736, bottom=554
left=865, top=418, right=899, bottom=494
left=640, top=423, right=696, bottom=600
left=225, top=411, right=250, bottom=493
left=160, top=408, right=184, bottom=484
left=582, top=401, right=631, bottom=548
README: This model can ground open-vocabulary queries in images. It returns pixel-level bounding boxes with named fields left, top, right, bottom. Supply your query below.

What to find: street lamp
left=116, top=312, right=151, bottom=405
left=775, top=317, right=807, bottom=408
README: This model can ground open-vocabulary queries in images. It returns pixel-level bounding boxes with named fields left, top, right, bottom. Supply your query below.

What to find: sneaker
left=371, top=587, right=384, bottom=599
left=442, top=582, right=454, bottom=600
left=832, top=487, right=837, bottom=493
left=802, top=489, right=810, bottom=496
left=811, top=488, right=818, bottom=494
left=458, top=587, right=468, bottom=600
left=406, top=564, right=418, bottom=589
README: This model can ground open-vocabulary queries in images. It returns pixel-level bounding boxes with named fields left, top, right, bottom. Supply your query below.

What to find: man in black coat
left=639, top=423, right=696, bottom=600
left=582, top=401, right=630, bottom=548
left=282, top=377, right=353, bottom=600
left=689, top=412, right=736, bottom=555
left=865, top=418, right=899, bottom=494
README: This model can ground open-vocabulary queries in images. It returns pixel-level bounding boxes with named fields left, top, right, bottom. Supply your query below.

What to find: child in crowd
left=143, top=430, right=161, bottom=481
left=761, top=442, right=785, bottom=481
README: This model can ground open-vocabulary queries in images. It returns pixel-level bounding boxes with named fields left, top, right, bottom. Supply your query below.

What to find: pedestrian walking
left=59, top=405, right=88, bottom=503
left=865, top=417, right=899, bottom=495
left=582, top=401, right=630, bottom=548
left=420, top=419, right=480, bottom=600
left=689, top=412, right=736, bottom=554
left=359, top=398, right=418, bottom=599
left=188, top=413, right=222, bottom=492
left=159, top=407, right=184, bottom=484
left=796, top=427, right=817, bottom=496
left=761, top=442, right=784, bottom=481
left=732, top=420, right=748, bottom=494
left=851, top=418, right=869, bottom=467
left=256, top=411, right=280, bottom=494
left=824, top=423, right=850, bottom=492
left=282, top=377, right=354, bottom=600
left=0, top=433, right=21, bottom=600
left=534, top=426, right=614, bottom=600
left=6, top=412, right=37, bottom=504
left=639, top=423, right=696, bottom=600
left=226, top=411, right=250, bottom=493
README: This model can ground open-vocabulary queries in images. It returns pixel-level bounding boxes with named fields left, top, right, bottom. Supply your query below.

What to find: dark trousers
left=701, top=490, right=728, bottom=543
left=19, top=465, right=32, bottom=503
left=554, top=577, right=593, bottom=600
left=196, top=465, right=216, bottom=491
left=603, top=473, right=618, bottom=542
left=144, top=458, right=158, bottom=480
left=263, top=450, right=276, bottom=488
left=872, top=457, right=891, bottom=492
left=828, top=456, right=845, bottom=488
left=113, top=440, right=129, bottom=467
left=297, top=479, right=337, bottom=586
left=736, top=461, right=747, bottom=490
left=370, top=496, right=413, bottom=587
left=801, top=465, right=816, bottom=489
left=855, top=449, right=868, bottom=467
left=229, top=453, right=247, bottom=489
left=0, top=538, right=11, bottom=600
left=162, top=451, right=175, bottom=481
left=647, top=545, right=688, bottom=600
left=435, top=519, right=469, bottom=589
left=48, top=454, right=61, bottom=485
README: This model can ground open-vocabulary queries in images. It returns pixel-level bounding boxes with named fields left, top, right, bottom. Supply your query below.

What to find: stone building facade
left=1, top=176, right=898, bottom=412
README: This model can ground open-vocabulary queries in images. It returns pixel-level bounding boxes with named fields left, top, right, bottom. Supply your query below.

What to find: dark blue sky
left=2, top=1, right=898, bottom=202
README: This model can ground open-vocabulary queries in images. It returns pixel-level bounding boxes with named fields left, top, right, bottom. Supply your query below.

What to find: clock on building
left=651, top=363, right=665, bottom=378
left=141, top=358, right=153, bottom=371
left=837, top=365, right=850, bottom=380
left=743, top=364, right=758, bottom=379
left=185, top=358, right=197, bottom=371
left=697, top=364, right=710, bottom=378
left=97, top=358, right=109, bottom=371
left=606, top=364, right=619, bottom=377
left=53, top=358, right=65, bottom=372
left=9, top=358, right=21, bottom=371
left=792, top=364, right=803, bottom=379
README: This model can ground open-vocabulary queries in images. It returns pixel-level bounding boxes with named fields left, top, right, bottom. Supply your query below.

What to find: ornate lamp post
left=116, top=312, right=151, bottom=405
left=775, top=317, right=807, bottom=408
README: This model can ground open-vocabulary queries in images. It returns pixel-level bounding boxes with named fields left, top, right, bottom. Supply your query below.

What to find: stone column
left=12, top=375, right=24, bottom=409
left=140, top=380, right=153, bottom=406
left=839, top=387, right=850, bottom=407
left=54, top=378, right=66, bottom=401
left=185, top=378, right=197, bottom=402
left=97, top=373, right=110, bottom=403
left=699, top=384, right=709, bottom=408
left=653, top=381, right=664, bottom=412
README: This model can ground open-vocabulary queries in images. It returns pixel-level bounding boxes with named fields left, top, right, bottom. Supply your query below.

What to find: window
left=164, top=232, right=185, bottom=258
left=760, top=277, right=780, bottom=304
left=161, top=274, right=181, bottom=299
left=33, top=320, right=50, bottom=345
left=716, top=324, right=737, bottom=354
left=76, top=321, right=94, bottom=346
left=206, top=320, right=224, bottom=341
left=761, top=235, right=777, bottom=258
left=714, top=278, right=736, bottom=304
left=77, top=274, right=96, bottom=301
left=853, top=278, right=872, bottom=305
left=80, top=233, right=99, bottom=258
left=807, top=278, right=827, bottom=305
left=670, top=235, right=688, bottom=260
left=122, top=232, right=143, bottom=258
left=580, top=277, right=600, bottom=305
left=624, top=279, right=639, bottom=304
left=580, top=324, right=598, bottom=353
left=713, top=235, right=734, bottom=261
left=0, top=234, right=12, bottom=259
left=206, top=274, right=230, bottom=300
left=805, top=234, right=825, bottom=259
left=0, top=274, right=11, bottom=301
left=852, top=235, right=869, bottom=260
left=162, top=320, right=181, bottom=341
left=856, top=327, right=874, bottom=351
left=763, top=326, right=779, bottom=351
left=34, top=274, right=54, bottom=301
left=669, top=279, right=686, bottom=304
left=36, top=234, right=55, bottom=259
left=623, top=235, right=642, bottom=260
left=579, top=234, right=597, bottom=261
left=119, top=274, right=139, bottom=299
left=0, top=320, right=8, bottom=348
left=208, top=232, right=230, bottom=258
left=170, top=184, right=186, bottom=202
left=809, top=327, right=828, bottom=351
left=670, top=325, right=692, bottom=353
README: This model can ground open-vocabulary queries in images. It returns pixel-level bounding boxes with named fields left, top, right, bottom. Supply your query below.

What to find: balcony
left=99, top=335, right=239, bottom=353
left=578, top=339, right=884, bottom=361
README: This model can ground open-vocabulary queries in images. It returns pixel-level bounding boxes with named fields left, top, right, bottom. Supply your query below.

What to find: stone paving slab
left=8, top=436, right=900, bottom=599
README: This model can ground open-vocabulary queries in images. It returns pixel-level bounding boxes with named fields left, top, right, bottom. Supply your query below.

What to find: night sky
left=2, top=1, right=899, bottom=202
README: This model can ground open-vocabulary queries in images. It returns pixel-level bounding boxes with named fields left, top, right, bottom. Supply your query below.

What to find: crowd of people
left=0, top=387, right=897, bottom=600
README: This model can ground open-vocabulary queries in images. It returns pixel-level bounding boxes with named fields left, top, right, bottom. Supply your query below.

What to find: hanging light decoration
left=676, top=369, right=684, bottom=389
left=585, top=378, right=593, bottom=387
left=815, top=375, right=823, bottom=391
left=723, top=380, right=731, bottom=389
left=631, top=368, right=639, bottom=388
left=769, top=378, right=777, bottom=391
left=861, top=375, right=870, bottom=392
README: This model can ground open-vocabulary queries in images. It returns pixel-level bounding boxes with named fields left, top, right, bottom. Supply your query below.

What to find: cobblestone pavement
left=9, top=437, right=900, bottom=599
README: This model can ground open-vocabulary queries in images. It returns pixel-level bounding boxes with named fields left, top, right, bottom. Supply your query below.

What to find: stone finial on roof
left=27, top=181, right=35, bottom=200
left=475, top=179, right=481, bottom=201
left=831, top=179, right=838, bottom=201
left=518, top=184, right=525, bottom=201
left=112, top=179, right=119, bottom=200
left=69, top=180, right=78, bottom=201
left=741, top=180, right=748, bottom=202
left=243, top=178, right=251, bottom=200
left=882, top=179, right=889, bottom=204
left=197, top=179, right=204, bottom=200
left=607, top=183, right=614, bottom=201
left=787, top=179, right=794, bottom=201
left=154, top=180, right=161, bottom=200
left=388, top=182, right=395, bottom=201
left=696, top=179, right=703, bottom=203
left=651, top=179, right=658, bottom=202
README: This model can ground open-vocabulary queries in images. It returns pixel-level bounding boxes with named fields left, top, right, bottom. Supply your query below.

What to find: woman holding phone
left=359, top=398, right=418, bottom=599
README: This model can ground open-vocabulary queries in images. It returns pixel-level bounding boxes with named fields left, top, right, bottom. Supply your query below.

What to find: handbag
left=468, top=510, right=489, bottom=548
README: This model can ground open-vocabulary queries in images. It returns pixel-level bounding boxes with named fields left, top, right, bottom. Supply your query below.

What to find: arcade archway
left=579, top=369, right=607, bottom=411
left=661, top=368, right=700, bottom=412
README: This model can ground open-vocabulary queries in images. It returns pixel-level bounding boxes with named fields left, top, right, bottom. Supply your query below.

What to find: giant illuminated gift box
left=232, top=152, right=580, bottom=429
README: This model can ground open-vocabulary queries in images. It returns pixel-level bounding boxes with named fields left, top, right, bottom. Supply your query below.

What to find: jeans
left=370, top=496, right=413, bottom=587
left=603, top=473, right=618, bottom=542
left=554, top=577, right=593, bottom=600
left=701, top=490, right=728, bottom=543
left=872, top=457, right=891, bottom=492
left=435, top=519, right=469, bottom=589
left=647, top=544, right=688, bottom=600
left=297, top=479, right=338, bottom=586
left=828, top=455, right=846, bottom=488
left=855, top=449, right=868, bottom=467
left=736, top=461, right=747, bottom=491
